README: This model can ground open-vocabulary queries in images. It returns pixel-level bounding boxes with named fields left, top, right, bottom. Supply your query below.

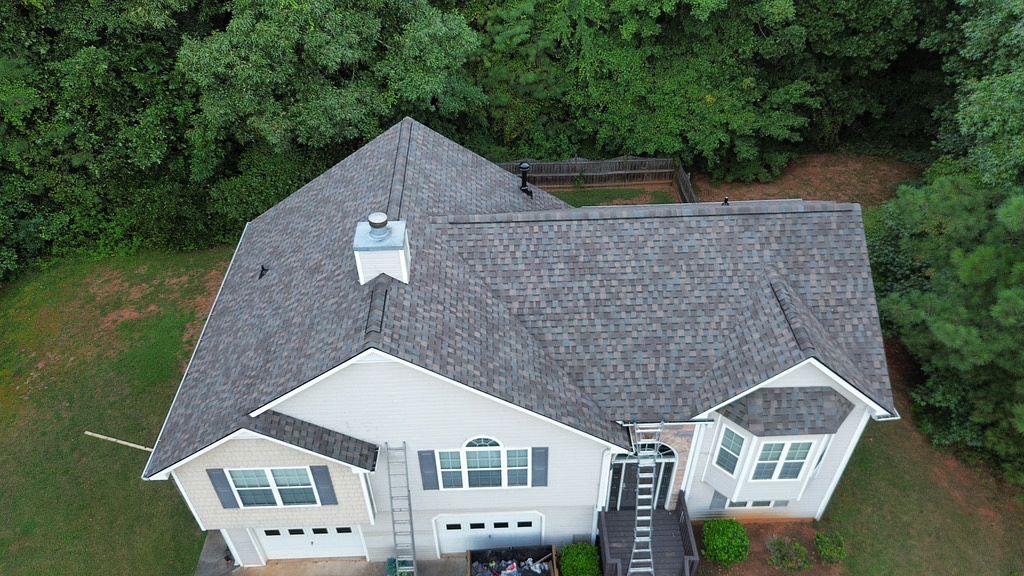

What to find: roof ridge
left=766, top=268, right=816, bottom=354
left=386, top=118, right=415, bottom=220
left=364, top=277, right=390, bottom=341
left=438, top=200, right=861, bottom=226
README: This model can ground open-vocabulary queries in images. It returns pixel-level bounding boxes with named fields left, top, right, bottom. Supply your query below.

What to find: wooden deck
left=599, top=494, right=699, bottom=576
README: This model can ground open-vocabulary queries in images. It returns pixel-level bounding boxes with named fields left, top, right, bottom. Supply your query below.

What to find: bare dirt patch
left=693, top=153, right=923, bottom=207
left=163, top=274, right=191, bottom=287
left=697, top=521, right=844, bottom=575
left=181, top=268, right=226, bottom=345
left=99, top=303, right=160, bottom=331
left=127, top=283, right=152, bottom=300
left=86, top=268, right=130, bottom=304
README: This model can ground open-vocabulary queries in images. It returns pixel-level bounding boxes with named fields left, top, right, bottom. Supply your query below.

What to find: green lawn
left=818, top=345, right=1024, bottom=575
left=3, top=251, right=1023, bottom=576
left=550, top=187, right=677, bottom=207
left=0, top=248, right=232, bottom=576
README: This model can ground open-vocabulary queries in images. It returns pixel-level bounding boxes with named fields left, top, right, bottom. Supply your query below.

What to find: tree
left=868, top=171, right=1024, bottom=483
left=177, top=0, right=483, bottom=182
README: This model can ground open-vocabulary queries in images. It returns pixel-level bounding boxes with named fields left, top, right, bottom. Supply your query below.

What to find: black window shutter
left=310, top=465, right=338, bottom=505
left=418, top=450, right=439, bottom=490
left=207, top=468, right=239, bottom=509
left=531, top=447, right=549, bottom=487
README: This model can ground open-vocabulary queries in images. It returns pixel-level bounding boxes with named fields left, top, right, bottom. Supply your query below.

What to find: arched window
left=436, top=436, right=530, bottom=489
left=466, top=437, right=500, bottom=448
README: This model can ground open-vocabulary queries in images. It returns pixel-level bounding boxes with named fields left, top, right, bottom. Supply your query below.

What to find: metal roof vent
left=353, top=212, right=410, bottom=284
left=518, top=161, right=533, bottom=198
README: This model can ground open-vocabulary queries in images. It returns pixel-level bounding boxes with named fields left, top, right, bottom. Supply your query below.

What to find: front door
left=607, top=443, right=677, bottom=510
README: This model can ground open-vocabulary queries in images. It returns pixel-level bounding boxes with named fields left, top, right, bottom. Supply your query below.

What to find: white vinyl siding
left=272, top=354, right=613, bottom=560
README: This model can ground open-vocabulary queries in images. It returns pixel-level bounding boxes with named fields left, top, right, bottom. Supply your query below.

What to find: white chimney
left=353, top=212, right=410, bottom=284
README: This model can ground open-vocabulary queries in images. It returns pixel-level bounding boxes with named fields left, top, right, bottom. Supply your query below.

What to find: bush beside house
left=560, top=543, right=601, bottom=576
left=701, top=519, right=750, bottom=567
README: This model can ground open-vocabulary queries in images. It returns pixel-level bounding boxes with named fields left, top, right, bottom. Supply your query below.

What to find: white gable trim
left=253, top=348, right=630, bottom=453
left=145, top=428, right=374, bottom=480
left=694, top=357, right=892, bottom=420
left=143, top=223, right=251, bottom=480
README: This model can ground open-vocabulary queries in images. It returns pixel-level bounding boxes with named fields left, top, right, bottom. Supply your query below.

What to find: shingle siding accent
left=174, top=438, right=370, bottom=529
left=718, top=387, right=854, bottom=436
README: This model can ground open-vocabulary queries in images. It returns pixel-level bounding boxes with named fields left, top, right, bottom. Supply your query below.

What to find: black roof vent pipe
left=518, top=161, right=533, bottom=198
left=722, top=196, right=730, bottom=206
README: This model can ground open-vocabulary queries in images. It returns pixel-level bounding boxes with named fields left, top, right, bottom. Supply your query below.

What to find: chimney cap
left=368, top=212, right=388, bottom=229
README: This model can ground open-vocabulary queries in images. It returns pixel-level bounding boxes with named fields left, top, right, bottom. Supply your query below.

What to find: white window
left=750, top=441, right=813, bottom=481
left=727, top=499, right=780, bottom=508
left=227, top=467, right=320, bottom=507
left=437, top=437, right=530, bottom=489
left=714, top=427, right=744, bottom=475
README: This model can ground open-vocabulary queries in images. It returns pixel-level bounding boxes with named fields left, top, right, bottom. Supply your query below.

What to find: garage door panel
left=257, top=525, right=365, bottom=559
left=436, top=513, right=542, bottom=554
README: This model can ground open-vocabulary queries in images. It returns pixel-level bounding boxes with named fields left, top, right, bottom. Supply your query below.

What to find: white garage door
left=257, top=526, right=365, bottom=560
left=435, top=512, right=543, bottom=554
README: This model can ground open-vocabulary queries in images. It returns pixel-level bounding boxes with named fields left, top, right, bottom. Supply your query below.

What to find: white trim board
left=694, top=358, right=893, bottom=420
left=142, top=223, right=251, bottom=479
left=253, top=348, right=631, bottom=453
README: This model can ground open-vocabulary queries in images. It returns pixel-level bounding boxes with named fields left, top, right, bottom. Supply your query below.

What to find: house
left=142, top=118, right=898, bottom=573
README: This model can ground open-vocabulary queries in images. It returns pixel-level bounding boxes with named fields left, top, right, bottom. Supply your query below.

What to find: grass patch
left=551, top=187, right=677, bottom=207
left=818, top=342, right=1024, bottom=575
left=0, top=248, right=233, bottom=576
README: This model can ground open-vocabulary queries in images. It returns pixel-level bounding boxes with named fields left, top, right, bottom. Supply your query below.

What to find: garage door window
left=227, top=467, right=320, bottom=507
left=436, top=437, right=530, bottom=490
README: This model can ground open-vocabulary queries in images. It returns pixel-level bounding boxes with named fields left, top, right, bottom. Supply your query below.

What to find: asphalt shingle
left=718, top=387, right=854, bottom=436
left=144, top=119, right=894, bottom=479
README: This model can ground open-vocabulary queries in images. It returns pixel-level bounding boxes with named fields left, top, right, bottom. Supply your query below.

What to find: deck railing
left=676, top=491, right=700, bottom=576
left=597, top=511, right=624, bottom=576
left=497, top=157, right=698, bottom=203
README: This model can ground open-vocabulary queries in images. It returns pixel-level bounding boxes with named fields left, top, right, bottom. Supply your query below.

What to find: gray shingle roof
left=250, top=411, right=380, bottom=470
left=144, top=119, right=894, bottom=479
left=144, top=118, right=623, bottom=478
left=441, top=201, right=895, bottom=422
left=718, top=387, right=854, bottom=436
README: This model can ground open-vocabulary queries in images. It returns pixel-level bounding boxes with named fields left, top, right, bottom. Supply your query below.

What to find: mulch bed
left=695, top=521, right=845, bottom=575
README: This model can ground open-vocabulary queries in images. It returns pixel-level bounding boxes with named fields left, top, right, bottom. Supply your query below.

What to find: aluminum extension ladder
left=627, top=422, right=663, bottom=575
left=385, top=442, right=417, bottom=576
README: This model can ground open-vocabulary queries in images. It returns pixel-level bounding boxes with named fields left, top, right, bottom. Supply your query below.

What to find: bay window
left=714, top=427, right=745, bottom=475
left=750, top=441, right=813, bottom=481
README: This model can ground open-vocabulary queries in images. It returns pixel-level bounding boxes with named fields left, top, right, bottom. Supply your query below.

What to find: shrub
left=701, top=519, right=750, bottom=567
left=815, top=531, right=847, bottom=564
left=767, top=538, right=810, bottom=572
left=560, top=542, right=601, bottom=576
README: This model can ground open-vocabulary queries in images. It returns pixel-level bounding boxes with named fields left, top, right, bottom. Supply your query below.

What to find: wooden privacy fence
left=498, top=156, right=698, bottom=203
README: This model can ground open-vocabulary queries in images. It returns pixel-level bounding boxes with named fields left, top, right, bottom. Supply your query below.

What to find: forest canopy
left=2, top=0, right=1023, bottom=484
